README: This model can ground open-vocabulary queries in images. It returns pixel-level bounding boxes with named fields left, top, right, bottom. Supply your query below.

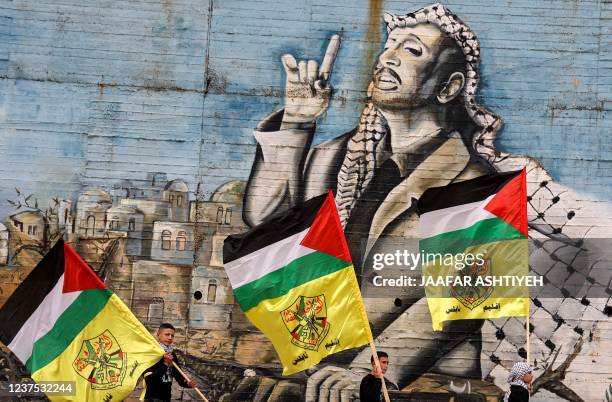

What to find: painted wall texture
left=0, top=1, right=610, bottom=401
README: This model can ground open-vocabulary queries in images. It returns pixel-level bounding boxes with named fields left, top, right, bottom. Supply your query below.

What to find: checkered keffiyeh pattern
left=382, top=3, right=505, bottom=182
left=159, top=342, right=173, bottom=353
left=508, top=362, right=532, bottom=384
left=383, top=3, right=495, bottom=130
left=503, top=362, right=532, bottom=401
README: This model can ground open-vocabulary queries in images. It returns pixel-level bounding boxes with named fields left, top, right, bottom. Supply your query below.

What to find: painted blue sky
left=0, top=0, right=609, bottom=217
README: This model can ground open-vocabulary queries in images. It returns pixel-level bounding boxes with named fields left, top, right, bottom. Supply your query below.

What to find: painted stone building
left=151, top=221, right=195, bottom=265
left=106, top=204, right=145, bottom=256
left=189, top=265, right=234, bottom=330
left=188, top=181, right=249, bottom=331
left=131, top=259, right=193, bottom=329
left=163, top=179, right=190, bottom=222
left=75, top=189, right=112, bottom=237
left=9, top=207, right=46, bottom=243
left=0, top=223, right=8, bottom=265
left=0, top=1, right=610, bottom=401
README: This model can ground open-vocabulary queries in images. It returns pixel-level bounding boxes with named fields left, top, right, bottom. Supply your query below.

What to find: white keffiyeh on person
left=503, top=362, right=532, bottom=402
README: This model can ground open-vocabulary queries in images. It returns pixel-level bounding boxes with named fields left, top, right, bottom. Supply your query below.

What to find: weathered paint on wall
left=0, top=1, right=610, bottom=401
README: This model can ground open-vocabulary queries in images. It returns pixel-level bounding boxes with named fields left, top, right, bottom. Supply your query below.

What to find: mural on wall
left=241, top=3, right=612, bottom=402
left=0, top=2, right=610, bottom=402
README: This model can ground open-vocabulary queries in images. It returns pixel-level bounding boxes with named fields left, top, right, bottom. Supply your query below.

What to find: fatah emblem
left=73, top=330, right=127, bottom=390
left=281, top=295, right=330, bottom=350
left=451, top=260, right=493, bottom=310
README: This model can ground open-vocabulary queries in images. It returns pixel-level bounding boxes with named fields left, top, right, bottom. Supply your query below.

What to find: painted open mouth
left=374, top=68, right=401, bottom=90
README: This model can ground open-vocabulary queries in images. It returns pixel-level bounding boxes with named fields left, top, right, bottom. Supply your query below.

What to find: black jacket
left=359, top=374, right=398, bottom=402
left=508, top=384, right=530, bottom=402
left=142, top=351, right=190, bottom=402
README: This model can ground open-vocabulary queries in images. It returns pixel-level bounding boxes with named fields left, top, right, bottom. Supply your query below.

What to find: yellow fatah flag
left=417, top=169, right=529, bottom=331
left=0, top=239, right=164, bottom=401
left=223, top=191, right=372, bottom=375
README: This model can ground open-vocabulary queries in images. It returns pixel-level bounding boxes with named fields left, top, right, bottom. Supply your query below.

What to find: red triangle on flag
left=484, top=168, right=528, bottom=237
left=300, top=191, right=352, bottom=263
left=62, top=242, right=107, bottom=293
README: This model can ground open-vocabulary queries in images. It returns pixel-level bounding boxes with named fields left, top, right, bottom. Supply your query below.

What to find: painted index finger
left=319, top=34, right=341, bottom=81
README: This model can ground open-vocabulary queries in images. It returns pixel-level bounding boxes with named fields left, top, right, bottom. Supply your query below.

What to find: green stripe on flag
left=26, top=289, right=112, bottom=374
left=234, top=252, right=351, bottom=312
left=420, top=217, right=525, bottom=259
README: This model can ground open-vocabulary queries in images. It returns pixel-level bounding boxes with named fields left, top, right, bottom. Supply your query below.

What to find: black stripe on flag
left=224, top=193, right=327, bottom=264
left=0, top=239, right=66, bottom=346
left=416, top=170, right=523, bottom=215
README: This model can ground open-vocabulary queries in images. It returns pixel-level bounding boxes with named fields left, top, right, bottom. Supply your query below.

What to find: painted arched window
left=224, top=208, right=232, bottom=225
left=207, top=279, right=217, bottom=303
left=86, top=215, right=95, bottom=236
left=147, top=297, right=164, bottom=326
left=176, top=194, right=183, bottom=207
left=216, top=206, right=224, bottom=224
left=176, top=231, right=187, bottom=251
left=109, top=215, right=119, bottom=230
left=161, top=230, right=172, bottom=250
left=128, top=218, right=135, bottom=231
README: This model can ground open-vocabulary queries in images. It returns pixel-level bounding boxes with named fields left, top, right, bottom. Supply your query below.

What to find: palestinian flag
left=0, top=239, right=164, bottom=401
left=417, top=169, right=529, bottom=331
left=223, top=191, right=371, bottom=375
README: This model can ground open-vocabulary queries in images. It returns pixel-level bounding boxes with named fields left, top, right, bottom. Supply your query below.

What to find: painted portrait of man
left=0, top=2, right=609, bottom=402
left=242, top=3, right=611, bottom=401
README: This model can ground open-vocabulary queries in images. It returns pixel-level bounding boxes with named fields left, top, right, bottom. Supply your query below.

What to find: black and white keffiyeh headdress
left=503, top=361, right=532, bottom=402
left=335, top=3, right=502, bottom=226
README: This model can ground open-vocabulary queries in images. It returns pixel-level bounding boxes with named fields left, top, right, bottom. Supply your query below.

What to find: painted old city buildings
left=0, top=175, right=263, bottom=369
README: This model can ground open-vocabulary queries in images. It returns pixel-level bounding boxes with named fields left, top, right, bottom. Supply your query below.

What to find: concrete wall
left=0, top=1, right=610, bottom=401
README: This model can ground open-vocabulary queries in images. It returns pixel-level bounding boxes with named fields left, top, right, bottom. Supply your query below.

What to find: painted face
left=157, top=328, right=175, bottom=346
left=370, top=24, right=461, bottom=109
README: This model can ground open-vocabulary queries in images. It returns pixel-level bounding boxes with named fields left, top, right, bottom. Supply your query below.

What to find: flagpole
left=526, top=311, right=530, bottom=364
left=368, top=341, right=391, bottom=402
left=330, top=188, right=390, bottom=402
left=171, top=362, right=210, bottom=402
left=526, top=310, right=531, bottom=397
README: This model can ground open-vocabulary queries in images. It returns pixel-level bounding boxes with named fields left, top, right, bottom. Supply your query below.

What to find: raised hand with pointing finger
left=281, top=34, right=340, bottom=124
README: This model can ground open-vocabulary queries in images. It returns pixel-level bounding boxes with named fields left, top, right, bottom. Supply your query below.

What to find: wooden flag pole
left=368, top=341, right=391, bottom=402
left=172, top=361, right=210, bottom=402
left=329, top=188, right=390, bottom=402
left=526, top=310, right=532, bottom=396
left=526, top=312, right=530, bottom=364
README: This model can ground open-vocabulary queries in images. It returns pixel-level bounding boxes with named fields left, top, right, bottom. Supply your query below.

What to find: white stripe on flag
left=8, top=275, right=81, bottom=363
left=418, top=195, right=496, bottom=239
left=224, top=228, right=313, bottom=289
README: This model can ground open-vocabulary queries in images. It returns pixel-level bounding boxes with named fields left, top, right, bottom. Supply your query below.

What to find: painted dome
left=210, top=180, right=246, bottom=205
left=78, top=188, right=112, bottom=204
left=164, top=179, right=189, bottom=193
